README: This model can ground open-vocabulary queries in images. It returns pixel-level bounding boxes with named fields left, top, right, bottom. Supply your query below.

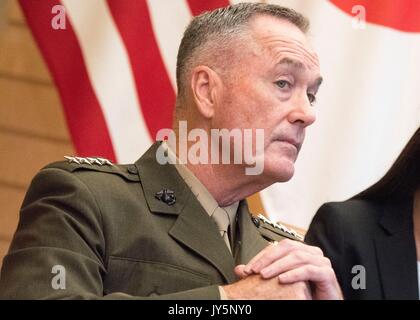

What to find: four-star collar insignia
left=252, top=214, right=304, bottom=242
left=64, top=156, right=113, bottom=166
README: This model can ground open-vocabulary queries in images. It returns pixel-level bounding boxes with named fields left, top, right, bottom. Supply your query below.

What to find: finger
left=278, top=266, right=342, bottom=300
left=245, top=240, right=294, bottom=273
left=260, top=252, right=332, bottom=279
left=234, top=265, right=250, bottom=279
left=278, top=265, right=333, bottom=284
left=243, top=243, right=273, bottom=274
left=248, top=239, right=319, bottom=273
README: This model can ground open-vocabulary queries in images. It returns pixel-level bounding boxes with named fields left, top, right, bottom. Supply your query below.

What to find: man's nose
left=287, top=92, right=316, bottom=127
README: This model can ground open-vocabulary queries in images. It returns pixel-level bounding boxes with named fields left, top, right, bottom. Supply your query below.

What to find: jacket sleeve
left=0, top=168, right=220, bottom=300
left=304, top=203, right=345, bottom=293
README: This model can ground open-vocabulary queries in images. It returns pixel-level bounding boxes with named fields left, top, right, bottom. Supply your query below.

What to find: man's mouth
left=273, top=138, right=302, bottom=152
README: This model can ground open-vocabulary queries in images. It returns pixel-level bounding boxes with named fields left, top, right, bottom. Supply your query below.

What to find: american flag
left=19, top=0, right=420, bottom=228
left=19, top=0, right=234, bottom=163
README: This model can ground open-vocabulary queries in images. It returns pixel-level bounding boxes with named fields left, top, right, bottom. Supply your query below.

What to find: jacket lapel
left=168, top=194, right=237, bottom=283
left=235, top=201, right=269, bottom=265
left=374, top=200, right=419, bottom=299
left=135, top=142, right=237, bottom=283
left=135, top=142, right=189, bottom=215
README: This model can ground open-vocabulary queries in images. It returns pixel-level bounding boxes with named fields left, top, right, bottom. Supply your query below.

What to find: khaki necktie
left=212, top=207, right=232, bottom=253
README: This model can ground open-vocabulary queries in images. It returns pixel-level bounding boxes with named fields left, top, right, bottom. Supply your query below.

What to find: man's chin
left=264, top=159, right=295, bottom=182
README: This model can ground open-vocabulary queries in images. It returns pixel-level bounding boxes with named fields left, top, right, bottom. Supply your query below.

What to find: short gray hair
left=175, top=2, right=309, bottom=100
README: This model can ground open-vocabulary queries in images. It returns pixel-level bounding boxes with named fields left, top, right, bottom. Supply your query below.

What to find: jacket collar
left=135, top=141, right=190, bottom=215
left=135, top=141, right=237, bottom=282
left=235, top=201, right=269, bottom=265
left=134, top=141, right=269, bottom=283
left=378, top=198, right=414, bottom=235
left=374, top=199, right=419, bottom=299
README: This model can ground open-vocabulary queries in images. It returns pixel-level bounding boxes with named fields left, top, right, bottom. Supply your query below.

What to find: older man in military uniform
left=0, top=3, right=341, bottom=299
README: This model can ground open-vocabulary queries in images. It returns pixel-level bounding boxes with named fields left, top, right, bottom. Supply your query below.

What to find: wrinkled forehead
left=248, top=15, right=320, bottom=70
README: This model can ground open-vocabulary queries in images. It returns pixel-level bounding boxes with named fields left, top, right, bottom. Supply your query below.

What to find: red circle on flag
left=330, top=0, right=420, bottom=33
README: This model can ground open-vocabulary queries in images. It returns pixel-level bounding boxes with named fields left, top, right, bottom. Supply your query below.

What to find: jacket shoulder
left=316, top=199, right=384, bottom=225
left=42, top=156, right=140, bottom=182
left=306, top=199, right=386, bottom=247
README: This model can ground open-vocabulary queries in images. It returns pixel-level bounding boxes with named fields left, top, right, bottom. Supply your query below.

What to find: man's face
left=215, top=15, right=322, bottom=182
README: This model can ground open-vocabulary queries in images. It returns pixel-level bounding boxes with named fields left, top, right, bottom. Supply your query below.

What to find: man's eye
left=307, top=93, right=316, bottom=106
left=275, top=80, right=290, bottom=89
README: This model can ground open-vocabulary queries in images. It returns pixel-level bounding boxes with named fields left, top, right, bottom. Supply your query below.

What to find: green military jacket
left=0, top=142, right=300, bottom=299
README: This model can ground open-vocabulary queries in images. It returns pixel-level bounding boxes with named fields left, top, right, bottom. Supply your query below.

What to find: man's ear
left=190, top=66, right=221, bottom=119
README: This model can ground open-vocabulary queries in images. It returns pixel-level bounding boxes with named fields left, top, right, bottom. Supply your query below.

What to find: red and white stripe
left=19, top=0, right=230, bottom=163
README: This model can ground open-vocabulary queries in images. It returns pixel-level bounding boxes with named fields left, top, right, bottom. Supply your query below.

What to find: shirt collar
left=163, top=141, right=239, bottom=225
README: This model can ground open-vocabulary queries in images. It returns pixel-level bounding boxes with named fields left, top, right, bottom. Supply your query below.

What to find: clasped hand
left=223, top=239, right=342, bottom=300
